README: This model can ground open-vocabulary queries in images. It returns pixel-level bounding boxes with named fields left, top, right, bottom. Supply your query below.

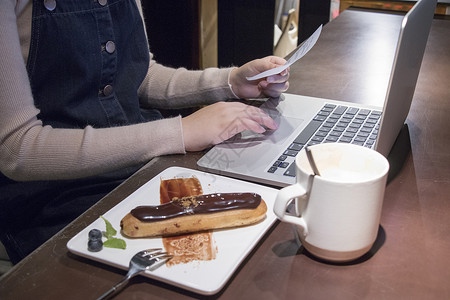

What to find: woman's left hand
left=229, top=56, right=290, bottom=99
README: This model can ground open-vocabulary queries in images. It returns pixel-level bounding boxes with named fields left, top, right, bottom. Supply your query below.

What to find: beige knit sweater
left=0, top=0, right=236, bottom=182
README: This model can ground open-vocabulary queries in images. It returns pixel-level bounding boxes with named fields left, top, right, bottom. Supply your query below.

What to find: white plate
left=67, top=167, right=279, bottom=295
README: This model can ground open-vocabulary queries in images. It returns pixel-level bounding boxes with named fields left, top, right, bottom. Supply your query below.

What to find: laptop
left=198, top=0, right=437, bottom=187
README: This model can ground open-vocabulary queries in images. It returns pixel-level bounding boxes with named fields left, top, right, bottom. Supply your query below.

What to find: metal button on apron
left=44, top=0, right=56, bottom=11
left=102, top=85, right=113, bottom=97
left=105, top=41, right=116, bottom=54
left=98, top=0, right=108, bottom=6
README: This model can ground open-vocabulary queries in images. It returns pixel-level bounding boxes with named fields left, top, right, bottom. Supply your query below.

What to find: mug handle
left=273, top=183, right=309, bottom=237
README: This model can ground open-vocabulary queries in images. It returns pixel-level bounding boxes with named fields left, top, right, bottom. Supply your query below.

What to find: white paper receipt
left=246, top=24, right=323, bottom=81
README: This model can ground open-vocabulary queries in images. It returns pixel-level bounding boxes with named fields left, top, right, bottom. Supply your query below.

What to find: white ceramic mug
left=273, top=143, right=389, bottom=262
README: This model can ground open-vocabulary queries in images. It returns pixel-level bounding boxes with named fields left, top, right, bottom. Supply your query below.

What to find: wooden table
left=1, top=9, right=450, bottom=300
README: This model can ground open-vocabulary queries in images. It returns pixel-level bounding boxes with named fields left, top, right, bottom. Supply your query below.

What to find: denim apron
left=0, top=0, right=161, bottom=263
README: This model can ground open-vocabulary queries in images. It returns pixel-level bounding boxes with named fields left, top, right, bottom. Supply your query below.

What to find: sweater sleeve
left=138, top=55, right=238, bottom=109
left=0, top=0, right=185, bottom=182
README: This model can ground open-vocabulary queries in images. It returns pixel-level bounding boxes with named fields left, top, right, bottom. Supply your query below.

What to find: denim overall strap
left=27, top=0, right=157, bottom=128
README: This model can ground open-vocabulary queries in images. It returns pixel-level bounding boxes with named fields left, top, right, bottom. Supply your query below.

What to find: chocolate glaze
left=131, top=193, right=261, bottom=222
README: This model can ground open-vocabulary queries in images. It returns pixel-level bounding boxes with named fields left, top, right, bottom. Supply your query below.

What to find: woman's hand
left=181, top=56, right=288, bottom=151
left=229, top=56, right=290, bottom=99
left=181, top=101, right=277, bottom=151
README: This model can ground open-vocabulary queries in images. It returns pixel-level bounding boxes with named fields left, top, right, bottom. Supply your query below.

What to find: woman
left=0, top=0, right=289, bottom=263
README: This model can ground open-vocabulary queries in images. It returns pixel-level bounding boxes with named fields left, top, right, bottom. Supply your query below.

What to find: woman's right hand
left=181, top=101, right=278, bottom=151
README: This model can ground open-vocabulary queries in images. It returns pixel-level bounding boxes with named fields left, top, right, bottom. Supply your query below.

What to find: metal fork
left=96, top=248, right=172, bottom=300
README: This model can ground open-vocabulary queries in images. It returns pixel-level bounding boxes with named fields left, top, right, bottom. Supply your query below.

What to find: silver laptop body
left=198, top=0, right=437, bottom=187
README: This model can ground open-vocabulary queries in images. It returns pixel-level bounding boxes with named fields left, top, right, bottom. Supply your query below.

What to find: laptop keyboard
left=267, top=103, right=382, bottom=177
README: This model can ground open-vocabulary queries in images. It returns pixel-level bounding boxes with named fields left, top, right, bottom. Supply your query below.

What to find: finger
left=266, top=66, right=290, bottom=83
left=215, top=116, right=264, bottom=143
left=281, top=66, right=290, bottom=76
left=239, top=119, right=266, bottom=133
left=266, top=55, right=287, bottom=66
left=244, top=107, right=278, bottom=130
left=267, top=73, right=289, bottom=84
left=253, top=56, right=287, bottom=75
left=259, top=81, right=290, bottom=97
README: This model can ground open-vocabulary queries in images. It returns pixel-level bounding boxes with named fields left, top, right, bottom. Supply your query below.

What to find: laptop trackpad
left=225, top=115, right=304, bottom=145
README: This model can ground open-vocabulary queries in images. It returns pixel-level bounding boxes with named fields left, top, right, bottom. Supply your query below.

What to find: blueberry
left=88, top=239, right=103, bottom=252
left=88, top=229, right=102, bottom=241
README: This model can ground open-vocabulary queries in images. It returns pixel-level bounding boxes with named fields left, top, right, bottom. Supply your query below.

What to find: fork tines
left=141, top=248, right=173, bottom=266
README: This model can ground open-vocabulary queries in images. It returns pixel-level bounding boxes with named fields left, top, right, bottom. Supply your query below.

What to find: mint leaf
left=101, top=215, right=117, bottom=239
left=98, top=216, right=127, bottom=250
left=103, top=237, right=127, bottom=250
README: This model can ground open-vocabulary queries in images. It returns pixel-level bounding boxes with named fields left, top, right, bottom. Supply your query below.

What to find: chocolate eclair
left=120, top=192, right=267, bottom=238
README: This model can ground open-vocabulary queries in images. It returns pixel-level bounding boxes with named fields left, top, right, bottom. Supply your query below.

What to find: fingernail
left=271, top=120, right=279, bottom=130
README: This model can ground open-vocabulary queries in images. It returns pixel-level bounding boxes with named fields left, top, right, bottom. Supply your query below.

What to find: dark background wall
left=141, top=0, right=200, bottom=69
left=141, top=0, right=331, bottom=69
left=217, top=0, right=275, bottom=67
left=299, top=0, right=331, bottom=43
